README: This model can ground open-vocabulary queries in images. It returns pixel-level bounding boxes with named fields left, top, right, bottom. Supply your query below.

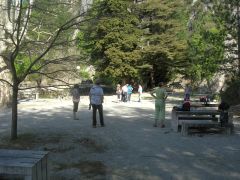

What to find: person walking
left=89, top=79, right=105, bottom=128
left=127, top=84, right=133, bottom=102
left=122, top=84, right=128, bottom=102
left=70, top=84, right=80, bottom=120
left=138, top=84, right=143, bottom=102
left=116, top=84, right=122, bottom=102
left=150, top=82, right=168, bottom=128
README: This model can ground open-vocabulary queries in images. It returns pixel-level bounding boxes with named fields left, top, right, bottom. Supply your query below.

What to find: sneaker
left=161, top=124, right=165, bottom=128
left=101, top=125, right=105, bottom=127
left=92, top=125, right=96, bottom=128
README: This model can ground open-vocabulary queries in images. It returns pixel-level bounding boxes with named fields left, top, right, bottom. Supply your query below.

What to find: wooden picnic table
left=171, top=109, right=221, bottom=132
left=0, top=149, right=48, bottom=180
left=171, top=109, right=234, bottom=135
left=189, top=100, right=219, bottom=109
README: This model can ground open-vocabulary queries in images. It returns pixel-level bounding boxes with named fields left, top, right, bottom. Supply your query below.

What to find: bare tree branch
left=0, top=78, right=13, bottom=87
left=21, top=14, right=91, bottom=81
left=0, top=66, right=8, bottom=73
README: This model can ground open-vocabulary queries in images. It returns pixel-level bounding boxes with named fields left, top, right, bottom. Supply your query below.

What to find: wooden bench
left=181, top=121, right=234, bottom=136
left=171, top=109, right=222, bottom=132
left=0, top=149, right=48, bottom=180
left=190, top=103, right=219, bottom=110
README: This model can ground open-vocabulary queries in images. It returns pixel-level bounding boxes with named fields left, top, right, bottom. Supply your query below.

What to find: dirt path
left=0, top=93, right=240, bottom=180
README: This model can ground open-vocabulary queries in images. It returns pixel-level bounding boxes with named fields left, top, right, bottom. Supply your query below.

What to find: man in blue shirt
left=89, top=79, right=104, bottom=128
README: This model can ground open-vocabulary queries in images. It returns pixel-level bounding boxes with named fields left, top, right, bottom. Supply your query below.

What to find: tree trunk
left=237, top=3, right=240, bottom=76
left=11, top=84, right=18, bottom=140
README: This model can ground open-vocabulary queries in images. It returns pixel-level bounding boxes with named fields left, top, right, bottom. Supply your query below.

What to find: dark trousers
left=92, top=104, right=104, bottom=126
left=73, top=102, right=79, bottom=112
left=123, top=92, right=128, bottom=102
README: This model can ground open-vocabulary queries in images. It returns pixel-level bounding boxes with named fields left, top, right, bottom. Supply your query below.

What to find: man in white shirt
left=122, top=84, right=128, bottom=102
left=138, top=84, right=143, bottom=102
left=89, top=79, right=104, bottom=128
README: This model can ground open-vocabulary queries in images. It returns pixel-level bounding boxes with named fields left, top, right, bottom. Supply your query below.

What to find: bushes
left=221, top=78, right=240, bottom=106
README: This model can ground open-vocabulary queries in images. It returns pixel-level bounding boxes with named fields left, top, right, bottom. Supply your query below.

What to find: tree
left=0, top=0, right=88, bottom=139
left=185, top=1, right=226, bottom=86
left=211, top=0, right=240, bottom=76
left=79, top=0, right=142, bottom=84
left=210, top=0, right=240, bottom=104
left=137, top=0, right=189, bottom=86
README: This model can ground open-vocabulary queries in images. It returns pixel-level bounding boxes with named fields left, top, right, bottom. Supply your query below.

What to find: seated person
left=173, top=100, right=191, bottom=111
left=218, top=101, right=230, bottom=126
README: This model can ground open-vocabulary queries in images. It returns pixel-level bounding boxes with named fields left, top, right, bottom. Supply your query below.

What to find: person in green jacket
left=150, top=82, right=168, bottom=128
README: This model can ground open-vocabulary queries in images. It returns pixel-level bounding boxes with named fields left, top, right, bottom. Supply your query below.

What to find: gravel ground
left=0, top=93, right=240, bottom=180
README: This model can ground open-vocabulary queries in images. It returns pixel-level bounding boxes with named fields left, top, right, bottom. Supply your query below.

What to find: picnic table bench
left=0, top=149, right=48, bottom=180
left=171, top=109, right=234, bottom=135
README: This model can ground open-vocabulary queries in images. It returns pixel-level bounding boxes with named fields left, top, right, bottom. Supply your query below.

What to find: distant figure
left=138, top=84, right=143, bottom=102
left=116, top=84, right=122, bottom=101
left=122, top=84, right=128, bottom=102
left=184, top=84, right=191, bottom=101
left=173, top=100, right=191, bottom=111
left=70, top=84, right=80, bottom=120
left=89, top=79, right=104, bottom=128
left=127, top=84, right=133, bottom=102
left=218, top=101, right=230, bottom=126
left=150, top=82, right=168, bottom=128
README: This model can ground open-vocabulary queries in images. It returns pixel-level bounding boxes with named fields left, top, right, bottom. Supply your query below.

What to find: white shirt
left=89, top=85, right=104, bottom=105
left=138, top=86, right=143, bottom=94
left=122, top=85, right=128, bottom=93
left=71, top=88, right=80, bottom=102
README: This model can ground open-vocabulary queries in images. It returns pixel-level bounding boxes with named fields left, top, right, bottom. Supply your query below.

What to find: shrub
left=220, top=78, right=240, bottom=106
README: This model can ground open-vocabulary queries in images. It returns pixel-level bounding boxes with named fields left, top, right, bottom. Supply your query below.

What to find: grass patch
left=74, top=137, right=107, bottom=153
left=56, top=160, right=107, bottom=178
left=0, top=133, right=66, bottom=152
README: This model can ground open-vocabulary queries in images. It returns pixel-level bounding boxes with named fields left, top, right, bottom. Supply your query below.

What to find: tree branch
left=0, top=78, right=13, bottom=87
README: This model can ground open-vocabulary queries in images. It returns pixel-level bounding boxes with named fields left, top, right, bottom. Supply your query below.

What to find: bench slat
left=178, top=116, right=218, bottom=120
left=0, top=149, right=48, bottom=180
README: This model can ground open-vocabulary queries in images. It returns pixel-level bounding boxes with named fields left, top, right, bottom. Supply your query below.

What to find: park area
left=0, top=93, right=240, bottom=180
left=1, top=0, right=240, bottom=179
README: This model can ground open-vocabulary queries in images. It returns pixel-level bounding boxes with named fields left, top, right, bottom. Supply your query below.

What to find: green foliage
left=15, top=0, right=79, bottom=84
left=79, top=0, right=142, bottom=83
left=221, top=78, right=240, bottom=106
left=211, top=0, right=240, bottom=76
left=79, top=0, right=189, bottom=86
left=137, top=0, right=189, bottom=85
left=15, top=55, right=43, bottom=78
left=185, top=2, right=226, bottom=86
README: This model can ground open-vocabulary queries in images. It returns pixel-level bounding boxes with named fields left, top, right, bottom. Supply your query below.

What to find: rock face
left=0, top=0, right=11, bottom=107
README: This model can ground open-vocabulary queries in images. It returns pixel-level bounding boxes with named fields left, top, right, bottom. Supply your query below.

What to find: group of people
left=70, top=80, right=174, bottom=129
left=116, top=84, right=143, bottom=102
left=70, top=79, right=104, bottom=128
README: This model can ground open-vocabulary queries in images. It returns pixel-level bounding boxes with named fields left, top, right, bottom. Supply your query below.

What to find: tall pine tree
left=137, top=0, right=189, bottom=87
left=79, top=0, right=142, bottom=84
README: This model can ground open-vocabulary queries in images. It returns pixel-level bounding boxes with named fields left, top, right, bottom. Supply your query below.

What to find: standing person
left=89, top=79, right=105, bottom=128
left=138, top=84, right=143, bottom=102
left=150, top=82, right=168, bottom=128
left=122, top=84, right=128, bottom=102
left=127, top=84, right=133, bottom=102
left=70, top=84, right=80, bottom=120
left=116, top=84, right=122, bottom=102
left=184, top=84, right=191, bottom=101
